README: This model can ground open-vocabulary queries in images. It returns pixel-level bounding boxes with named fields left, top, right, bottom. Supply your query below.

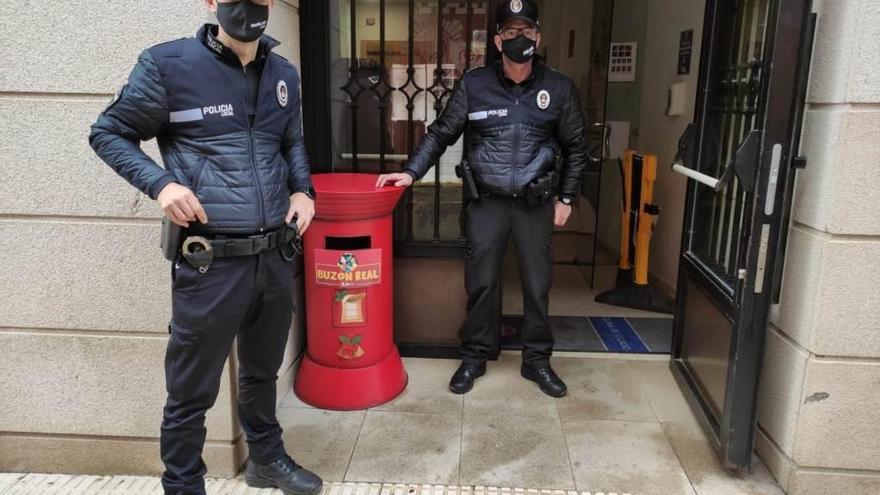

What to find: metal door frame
left=670, top=0, right=814, bottom=470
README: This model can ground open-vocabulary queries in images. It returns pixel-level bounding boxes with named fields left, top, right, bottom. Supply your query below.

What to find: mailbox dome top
left=312, top=173, right=406, bottom=221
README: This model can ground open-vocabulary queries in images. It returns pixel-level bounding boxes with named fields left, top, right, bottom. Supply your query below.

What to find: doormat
left=500, top=315, right=672, bottom=354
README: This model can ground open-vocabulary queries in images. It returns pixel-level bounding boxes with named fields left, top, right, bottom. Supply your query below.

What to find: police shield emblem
left=276, top=79, right=289, bottom=108
left=510, top=0, right=523, bottom=13
left=537, top=89, right=550, bottom=110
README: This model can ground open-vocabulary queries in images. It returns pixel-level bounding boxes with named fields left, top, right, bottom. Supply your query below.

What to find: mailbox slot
left=326, top=235, right=371, bottom=250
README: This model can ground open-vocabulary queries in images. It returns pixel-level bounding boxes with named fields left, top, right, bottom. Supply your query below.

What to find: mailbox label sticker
left=315, top=249, right=381, bottom=288
left=334, top=289, right=366, bottom=327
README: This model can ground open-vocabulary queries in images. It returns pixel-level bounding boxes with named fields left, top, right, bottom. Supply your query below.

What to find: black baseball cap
left=496, top=0, right=540, bottom=32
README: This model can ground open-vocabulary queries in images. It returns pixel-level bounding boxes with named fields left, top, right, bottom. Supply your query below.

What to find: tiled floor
left=503, top=264, right=673, bottom=320
left=276, top=354, right=784, bottom=495
left=1, top=355, right=784, bottom=495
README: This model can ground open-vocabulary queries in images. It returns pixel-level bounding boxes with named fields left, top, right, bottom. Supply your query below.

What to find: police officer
left=89, top=1, right=322, bottom=494
left=377, top=0, right=587, bottom=398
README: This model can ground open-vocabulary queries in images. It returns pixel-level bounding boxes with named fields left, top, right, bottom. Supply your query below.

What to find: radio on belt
left=294, top=173, right=408, bottom=410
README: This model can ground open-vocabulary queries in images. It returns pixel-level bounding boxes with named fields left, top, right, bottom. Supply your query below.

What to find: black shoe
left=244, top=454, right=322, bottom=495
left=521, top=363, right=567, bottom=398
left=449, top=361, right=486, bottom=394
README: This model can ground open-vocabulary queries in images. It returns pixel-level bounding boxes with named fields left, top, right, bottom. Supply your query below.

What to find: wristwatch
left=296, top=187, right=317, bottom=200
left=559, top=196, right=574, bottom=205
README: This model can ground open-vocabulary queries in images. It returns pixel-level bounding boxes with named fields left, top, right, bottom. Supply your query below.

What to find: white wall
left=552, top=0, right=594, bottom=91
left=637, top=0, right=705, bottom=292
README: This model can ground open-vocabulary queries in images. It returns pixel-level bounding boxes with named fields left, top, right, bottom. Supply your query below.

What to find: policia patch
left=276, top=79, right=289, bottom=108
left=537, top=89, right=550, bottom=110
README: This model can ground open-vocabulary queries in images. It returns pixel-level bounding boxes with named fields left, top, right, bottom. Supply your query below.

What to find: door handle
left=670, top=124, right=723, bottom=188
left=671, top=128, right=761, bottom=193
left=587, top=122, right=611, bottom=162
left=671, top=163, right=724, bottom=190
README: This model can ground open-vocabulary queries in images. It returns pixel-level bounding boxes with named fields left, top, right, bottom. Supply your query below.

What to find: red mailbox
left=294, top=173, right=408, bottom=410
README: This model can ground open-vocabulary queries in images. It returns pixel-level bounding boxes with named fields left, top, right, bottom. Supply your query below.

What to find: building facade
left=0, top=0, right=878, bottom=493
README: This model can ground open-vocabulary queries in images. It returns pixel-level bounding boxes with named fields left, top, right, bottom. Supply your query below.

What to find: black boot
left=521, top=362, right=567, bottom=398
left=449, top=361, right=486, bottom=394
left=244, top=454, right=322, bottom=495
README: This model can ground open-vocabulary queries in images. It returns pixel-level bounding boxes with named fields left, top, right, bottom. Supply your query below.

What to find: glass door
left=670, top=0, right=814, bottom=470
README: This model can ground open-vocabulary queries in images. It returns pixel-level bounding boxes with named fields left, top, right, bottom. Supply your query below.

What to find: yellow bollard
left=596, top=150, right=673, bottom=314
left=618, top=150, right=634, bottom=273
left=634, top=152, right=658, bottom=286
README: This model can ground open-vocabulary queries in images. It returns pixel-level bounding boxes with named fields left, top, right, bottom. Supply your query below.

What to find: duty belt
left=181, top=222, right=302, bottom=272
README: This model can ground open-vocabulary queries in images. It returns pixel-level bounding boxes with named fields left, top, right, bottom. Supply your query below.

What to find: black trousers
left=460, top=195, right=555, bottom=366
left=161, top=250, right=294, bottom=495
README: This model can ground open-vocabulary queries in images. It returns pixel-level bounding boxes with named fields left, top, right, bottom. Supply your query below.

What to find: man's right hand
left=157, top=182, right=208, bottom=227
left=376, top=173, right=412, bottom=188
left=375, top=172, right=414, bottom=188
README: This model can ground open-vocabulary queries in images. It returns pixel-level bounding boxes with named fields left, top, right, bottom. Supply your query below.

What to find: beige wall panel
left=788, top=468, right=880, bottom=495
left=790, top=108, right=844, bottom=234
left=769, top=225, right=822, bottom=350
left=0, top=331, right=236, bottom=442
left=755, top=427, right=795, bottom=493
left=810, top=236, right=880, bottom=358
left=805, top=0, right=860, bottom=104
left=823, top=110, right=880, bottom=235
left=0, top=434, right=241, bottom=479
left=0, top=220, right=169, bottom=333
left=757, top=326, right=809, bottom=458
left=845, top=0, right=880, bottom=103
left=792, top=358, right=880, bottom=470
left=0, top=98, right=162, bottom=219
left=794, top=110, right=880, bottom=236
left=0, top=2, right=210, bottom=94
left=772, top=225, right=880, bottom=359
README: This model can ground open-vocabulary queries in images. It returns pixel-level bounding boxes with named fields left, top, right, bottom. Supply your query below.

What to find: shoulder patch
left=276, top=79, right=289, bottom=108
left=537, top=89, right=550, bottom=109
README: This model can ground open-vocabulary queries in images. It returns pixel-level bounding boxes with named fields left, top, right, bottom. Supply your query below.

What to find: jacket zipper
left=512, top=96, right=520, bottom=196
left=242, top=65, right=266, bottom=231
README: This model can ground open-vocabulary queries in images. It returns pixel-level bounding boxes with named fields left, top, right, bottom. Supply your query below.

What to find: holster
left=160, top=217, right=184, bottom=261
left=526, top=170, right=559, bottom=206
left=455, top=159, right=481, bottom=201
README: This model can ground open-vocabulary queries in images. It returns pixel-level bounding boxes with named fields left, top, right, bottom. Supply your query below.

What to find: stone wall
left=0, top=0, right=304, bottom=478
left=755, top=1, right=880, bottom=493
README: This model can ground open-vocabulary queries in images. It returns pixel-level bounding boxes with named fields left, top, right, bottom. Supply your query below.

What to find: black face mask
left=501, top=35, right=537, bottom=64
left=216, top=0, right=269, bottom=43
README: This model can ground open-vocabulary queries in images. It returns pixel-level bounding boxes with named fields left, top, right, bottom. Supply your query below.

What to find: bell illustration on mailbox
left=294, top=173, right=408, bottom=410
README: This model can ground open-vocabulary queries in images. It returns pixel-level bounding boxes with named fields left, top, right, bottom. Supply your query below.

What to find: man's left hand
left=554, top=200, right=572, bottom=227
left=287, top=192, right=316, bottom=234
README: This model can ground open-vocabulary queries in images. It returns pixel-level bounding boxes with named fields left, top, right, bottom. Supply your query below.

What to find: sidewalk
left=274, top=355, right=782, bottom=494
left=0, top=474, right=636, bottom=495
left=1, top=355, right=783, bottom=494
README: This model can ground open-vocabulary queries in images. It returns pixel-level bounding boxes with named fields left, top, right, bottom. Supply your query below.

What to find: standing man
left=89, top=1, right=322, bottom=494
left=377, top=0, right=587, bottom=398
